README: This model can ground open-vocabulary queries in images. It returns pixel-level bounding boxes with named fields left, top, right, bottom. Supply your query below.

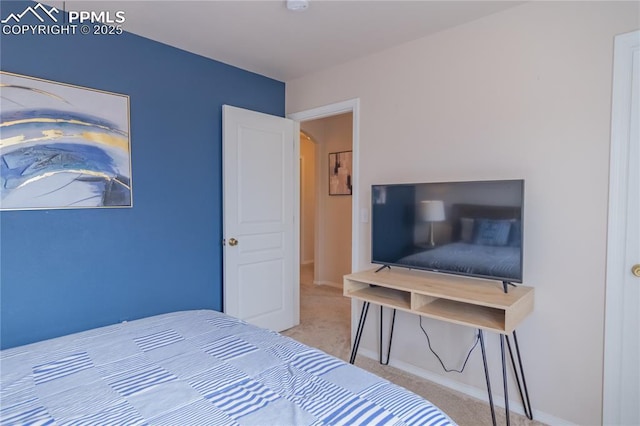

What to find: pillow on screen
left=460, top=218, right=475, bottom=242
left=508, top=220, right=522, bottom=247
left=473, top=219, right=512, bottom=246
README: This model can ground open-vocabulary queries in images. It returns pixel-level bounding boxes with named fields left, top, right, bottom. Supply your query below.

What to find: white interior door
left=603, top=30, right=639, bottom=426
left=223, top=105, right=299, bottom=331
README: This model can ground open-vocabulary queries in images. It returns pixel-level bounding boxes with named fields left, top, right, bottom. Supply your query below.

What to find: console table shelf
left=344, top=268, right=534, bottom=334
left=344, top=267, right=535, bottom=426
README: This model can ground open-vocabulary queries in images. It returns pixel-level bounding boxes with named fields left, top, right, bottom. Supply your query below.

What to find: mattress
left=1, top=310, right=454, bottom=425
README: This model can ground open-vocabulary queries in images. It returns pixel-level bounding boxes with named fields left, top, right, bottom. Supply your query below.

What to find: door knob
left=632, top=264, right=640, bottom=277
left=228, top=238, right=239, bottom=247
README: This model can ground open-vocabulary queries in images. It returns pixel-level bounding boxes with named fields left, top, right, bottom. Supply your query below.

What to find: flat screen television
left=371, top=179, right=524, bottom=283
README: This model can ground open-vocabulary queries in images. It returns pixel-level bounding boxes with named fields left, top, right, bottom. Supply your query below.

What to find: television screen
left=371, top=180, right=524, bottom=283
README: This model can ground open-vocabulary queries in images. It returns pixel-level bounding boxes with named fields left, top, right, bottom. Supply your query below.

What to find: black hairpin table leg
left=506, top=331, right=533, bottom=420
left=500, top=334, right=510, bottom=426
left=349, top=301, right=370, bottom=364
left=379, top=306, right=396, bottom=365
left=479, top=329, right=497, bottom=426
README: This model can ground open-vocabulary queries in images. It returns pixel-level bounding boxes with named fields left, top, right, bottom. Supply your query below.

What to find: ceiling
left=46, top=1, right=523, bottom=81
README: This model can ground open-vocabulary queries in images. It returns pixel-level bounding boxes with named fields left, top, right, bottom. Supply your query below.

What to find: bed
left=1, top=310, right=454, bottom=425
left=397, top=204, right=522, bottom=281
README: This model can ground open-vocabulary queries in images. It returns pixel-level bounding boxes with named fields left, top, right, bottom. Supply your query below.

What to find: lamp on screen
left=420, top=200, right=445, bottom=246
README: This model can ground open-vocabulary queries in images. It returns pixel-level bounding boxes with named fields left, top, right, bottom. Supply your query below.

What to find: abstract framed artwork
left=328, top=150, right=352, bottom=196
left=0, top=71, right=132, bottom=211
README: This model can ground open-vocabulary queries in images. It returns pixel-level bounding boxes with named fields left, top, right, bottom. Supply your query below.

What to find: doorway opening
left=285, top=99, right=360, bottom=359
left=300, top=113, right=353, bottom=289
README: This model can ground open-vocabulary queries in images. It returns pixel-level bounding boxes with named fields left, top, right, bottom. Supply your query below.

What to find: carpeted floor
left=282, top=265, right=546, bottom=426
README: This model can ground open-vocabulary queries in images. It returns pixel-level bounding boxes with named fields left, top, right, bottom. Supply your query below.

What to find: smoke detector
left=287, top=0, right=309, bottom=11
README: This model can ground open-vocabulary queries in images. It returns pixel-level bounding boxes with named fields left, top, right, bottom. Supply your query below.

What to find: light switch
left=360, top=208, right=369, bottom=223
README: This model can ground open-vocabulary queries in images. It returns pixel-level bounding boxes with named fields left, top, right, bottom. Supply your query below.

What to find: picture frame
left=0, top=71, right=132, bottom=211
left=328, top=150, right=352, bottom=196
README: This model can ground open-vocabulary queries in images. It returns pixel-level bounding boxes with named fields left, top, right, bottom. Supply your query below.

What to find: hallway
left=282, top=264, right=351, bottom=360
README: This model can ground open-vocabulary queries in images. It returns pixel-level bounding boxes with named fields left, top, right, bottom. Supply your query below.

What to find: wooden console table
left=343, top=268, right=534, bottom=426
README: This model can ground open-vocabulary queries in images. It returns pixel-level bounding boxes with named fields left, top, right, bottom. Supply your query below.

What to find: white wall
left=286, top=2, right=639, bottom=424
left=302, top=114, right=353, bottom=287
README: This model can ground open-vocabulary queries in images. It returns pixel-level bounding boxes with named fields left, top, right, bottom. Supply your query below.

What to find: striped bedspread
left=1, top=310, right=454, bottom=425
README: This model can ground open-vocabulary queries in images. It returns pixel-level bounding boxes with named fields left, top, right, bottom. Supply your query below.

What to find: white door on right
left=604, top=30, right=639, bottom=426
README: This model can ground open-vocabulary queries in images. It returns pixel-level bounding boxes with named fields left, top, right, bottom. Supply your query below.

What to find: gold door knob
left=632, top=264, right=640, bottom=277
left=228, top=238, right=238, bottom=247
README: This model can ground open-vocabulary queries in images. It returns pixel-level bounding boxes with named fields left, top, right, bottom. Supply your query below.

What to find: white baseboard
left=357, top=348, right=574, bottom=426
left=313, top=280, right=342, bottom=289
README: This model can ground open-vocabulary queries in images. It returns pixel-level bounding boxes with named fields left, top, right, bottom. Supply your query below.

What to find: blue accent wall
left=0, top=1, right=285, bottom=349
